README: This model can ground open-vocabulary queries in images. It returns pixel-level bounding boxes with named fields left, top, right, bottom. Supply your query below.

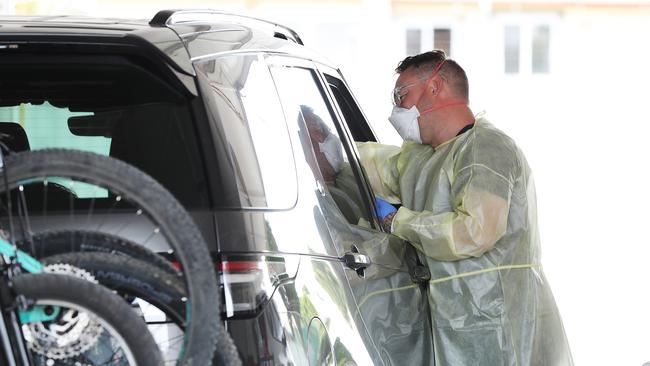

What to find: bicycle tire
left=0, top=149, right=239, bottom=366
left=18, top=229, right=179, bottom=276
left=12, top=272, right=163, bottom=365
left=41, top=252, right=186, bottom=327
left=41, top=251, right=188, bottom=364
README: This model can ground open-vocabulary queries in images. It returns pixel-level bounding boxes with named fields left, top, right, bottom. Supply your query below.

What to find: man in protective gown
left=358, top=50, right=573, bottom=365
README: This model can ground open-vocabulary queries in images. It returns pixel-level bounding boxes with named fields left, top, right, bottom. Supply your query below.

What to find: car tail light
left=217, top=255, right=299, bottom=319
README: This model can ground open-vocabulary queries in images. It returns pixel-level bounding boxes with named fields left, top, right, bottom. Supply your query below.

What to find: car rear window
left=0, top=54, right=209, bottom=208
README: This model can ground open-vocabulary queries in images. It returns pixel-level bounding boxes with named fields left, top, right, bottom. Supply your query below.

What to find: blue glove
left=374, top=196, right=397, bottom=219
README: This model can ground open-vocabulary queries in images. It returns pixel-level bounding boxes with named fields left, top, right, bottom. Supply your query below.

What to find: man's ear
left=428, top=78, right=442, bottom=96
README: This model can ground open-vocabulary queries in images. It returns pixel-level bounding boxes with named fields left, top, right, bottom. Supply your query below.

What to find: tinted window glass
left=0, top=103, right=106, bottom=198
left=324, top=75, right=376, bottom=142
left=0, top=102, right=106, bottom=153
left=0, top=101, right=206, bottom=205
left=196, top=55, right=297, bottom=209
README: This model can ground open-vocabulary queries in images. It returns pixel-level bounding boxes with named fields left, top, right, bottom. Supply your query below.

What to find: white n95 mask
left=388, top=105, right=422, bottom=143
left=318, top=133, right=344, bottom=173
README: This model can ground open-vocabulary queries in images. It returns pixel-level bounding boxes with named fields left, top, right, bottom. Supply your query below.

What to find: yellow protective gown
left=357, top=115, right=573, bottom=365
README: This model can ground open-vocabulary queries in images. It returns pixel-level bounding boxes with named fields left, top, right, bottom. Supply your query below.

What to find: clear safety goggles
left=391, top=78, right=427, bottom=106
left=391, top=59, right=447, bottom=106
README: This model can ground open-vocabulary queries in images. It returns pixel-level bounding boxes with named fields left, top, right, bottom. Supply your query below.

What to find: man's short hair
left=396, top=50, right=469, bottom=101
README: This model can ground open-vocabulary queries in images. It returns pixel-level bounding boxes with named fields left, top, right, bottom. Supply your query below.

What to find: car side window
left=323, top=74, right=376, bottom=143
left=321, top=71, right=384, bottom=230
left=270, top=65, right=367, bottom=225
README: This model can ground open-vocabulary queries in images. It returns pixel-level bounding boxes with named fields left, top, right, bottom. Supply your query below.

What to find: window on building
left=433, top=28, right=451, bottom=55
left=504, top=25, right=520, bottom=74
left=406, top=29, right=421, bottom=56
left=532, top=25, right=550, bottom=73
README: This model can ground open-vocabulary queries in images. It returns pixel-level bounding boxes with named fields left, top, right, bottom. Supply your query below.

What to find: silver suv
left=0, top=10, right=431, bottom=365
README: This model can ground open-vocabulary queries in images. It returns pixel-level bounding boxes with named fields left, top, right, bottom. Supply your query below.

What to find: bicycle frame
left=0, top=239, right=60, bottom=365
left=0, top=240, right=43, bottom=275
left=0, top=254, right=32, bottom=365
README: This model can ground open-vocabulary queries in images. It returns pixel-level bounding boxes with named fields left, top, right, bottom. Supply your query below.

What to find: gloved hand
left=375, top=197, right=397, bottom=233
left=374, top=196, right=397, bottom=220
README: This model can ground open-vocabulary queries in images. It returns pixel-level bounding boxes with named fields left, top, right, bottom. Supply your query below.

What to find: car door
left=316, top=65, right=435, bottom=366
left=196, top=52, right=376, bottom=365
left=268, top=55, right=433, bottom=366
left=259, top=54, right=382, bottom=366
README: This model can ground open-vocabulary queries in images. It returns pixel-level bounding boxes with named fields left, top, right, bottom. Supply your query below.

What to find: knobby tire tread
left=41, top=251, right=187, bottom=326
left=20, top=230, right=179, bottom=275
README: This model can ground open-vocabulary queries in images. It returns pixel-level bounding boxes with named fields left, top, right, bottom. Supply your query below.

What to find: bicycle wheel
left=41, top=252, right=186, bottom=326
left=12, top=272, right=163, bottom=365
left=18, top=229, right=178, bottom=275
left=0, top=149, right=239, bottom=366
left=41, top=252, right=187, bottom=364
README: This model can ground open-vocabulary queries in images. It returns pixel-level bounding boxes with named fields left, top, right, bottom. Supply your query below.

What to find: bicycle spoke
left=141, top=226, right=160, bottom=245
left=68, top=181, right=74, bottom=233
left=42, top=178, right=48, bottom=235
left=156, top=334, right=185, bottom=348
left=17, top=185, right=37, bottom=256
left=81, top=187, right=98, bottom=244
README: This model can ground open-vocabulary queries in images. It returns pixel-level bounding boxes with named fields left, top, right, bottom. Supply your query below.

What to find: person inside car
left=301, top=105, right=344, bottom=184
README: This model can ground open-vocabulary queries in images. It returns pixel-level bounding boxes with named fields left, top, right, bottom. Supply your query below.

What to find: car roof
left=0, top=10, right=336, bottom=73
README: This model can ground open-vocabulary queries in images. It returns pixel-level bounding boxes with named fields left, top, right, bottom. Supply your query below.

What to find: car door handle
left=342, top=252, right=371, bottom=270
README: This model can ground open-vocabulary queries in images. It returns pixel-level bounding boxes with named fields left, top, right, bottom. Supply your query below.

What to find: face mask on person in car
left=318, top=133, right=344, bottom=173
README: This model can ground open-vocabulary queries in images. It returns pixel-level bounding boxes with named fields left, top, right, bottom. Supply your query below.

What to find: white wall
left=295, top=5, right=650, bottom=365
left=463, top=10, right=650, bottom=366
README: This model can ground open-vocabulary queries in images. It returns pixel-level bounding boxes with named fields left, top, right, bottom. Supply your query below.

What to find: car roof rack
left=150, top=9, right=304, bottom=45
